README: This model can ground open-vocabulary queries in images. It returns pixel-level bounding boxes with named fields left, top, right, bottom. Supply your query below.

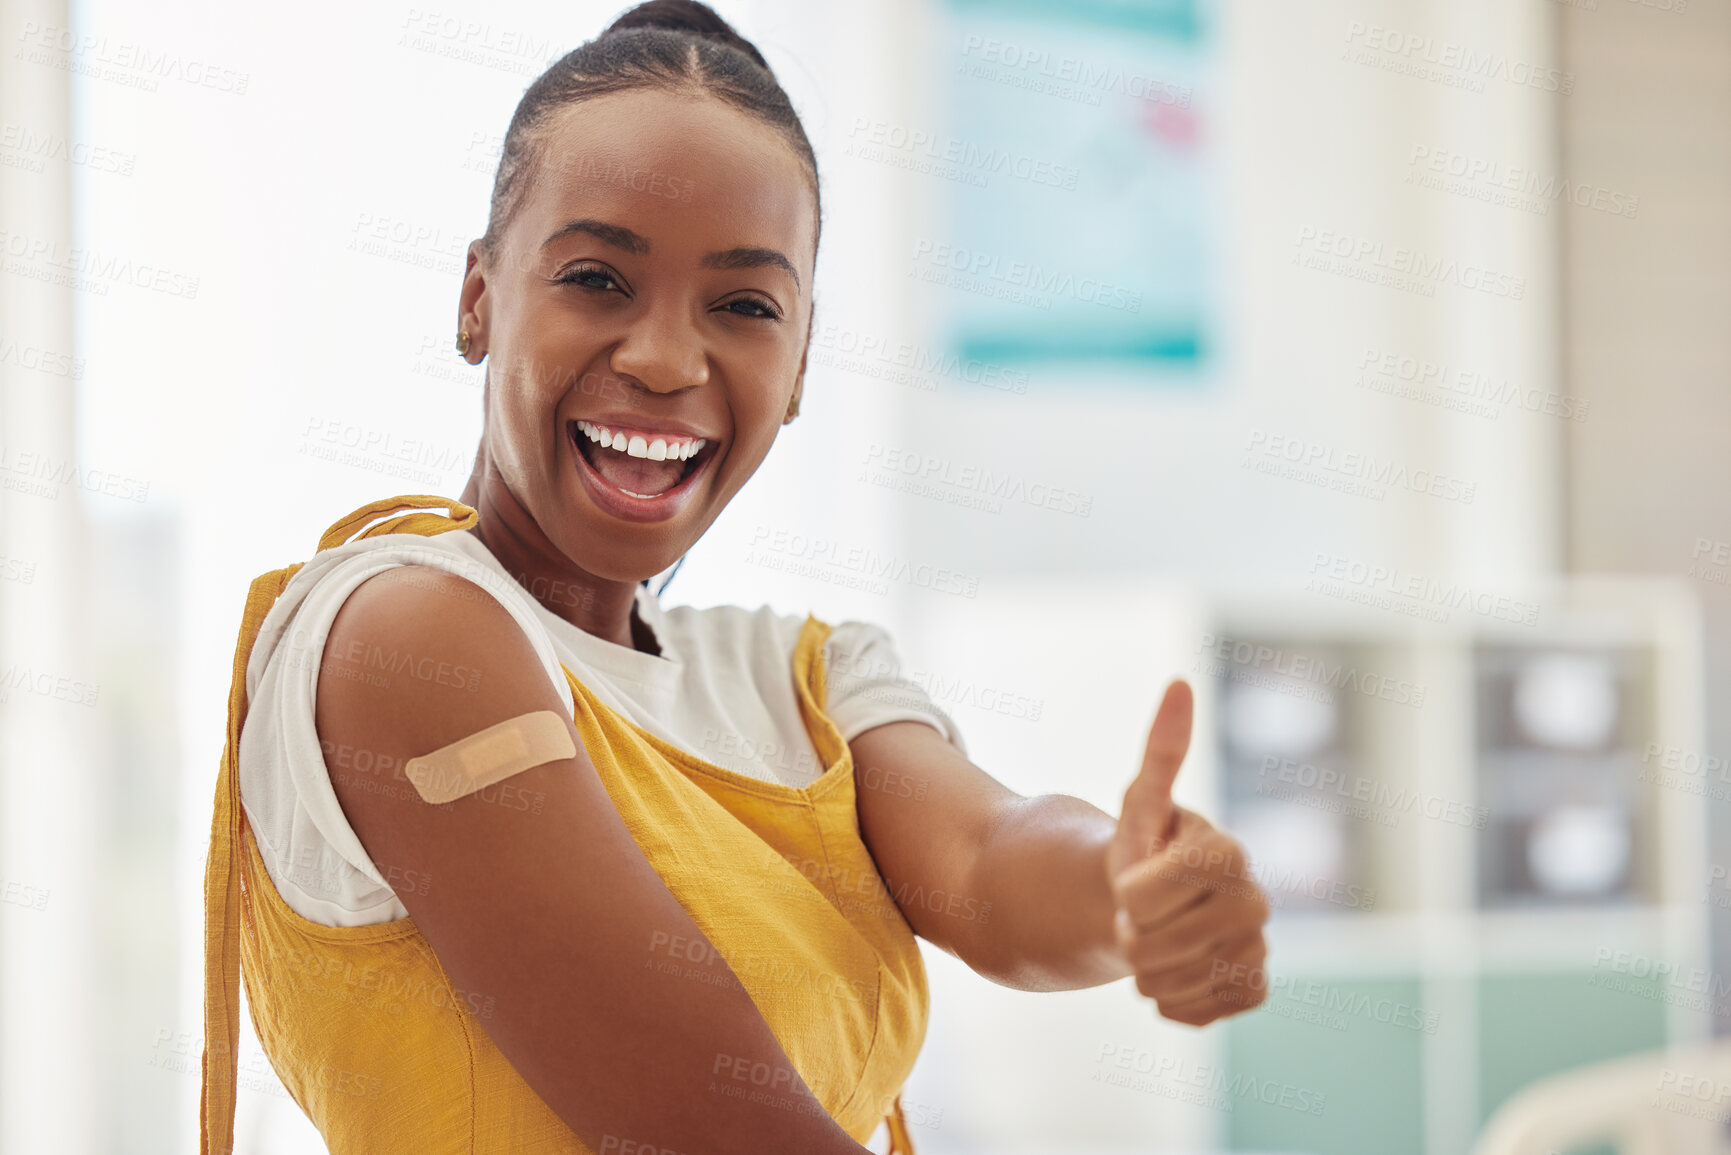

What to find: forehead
left=511, top=88, right=816, bottom=274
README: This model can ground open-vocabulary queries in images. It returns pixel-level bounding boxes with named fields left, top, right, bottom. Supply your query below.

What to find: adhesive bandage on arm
left=404, top=710, right=577, bottom=804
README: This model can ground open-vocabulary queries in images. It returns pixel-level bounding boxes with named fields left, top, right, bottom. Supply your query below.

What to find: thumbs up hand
left=1106, top=680, right=1271, bottom=1027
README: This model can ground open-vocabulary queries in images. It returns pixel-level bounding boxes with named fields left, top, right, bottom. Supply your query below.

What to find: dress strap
left=789, top=614, right=852, bottom=775
left=200, top=494, right=475, bottom=1153
left=885, top=1091, right=917, bottom=1154
left=200, top=563, right=300, bottom=1154
left=316, top=493, right=477, bottom=552
left=796, top=616, right=918, bottom=1152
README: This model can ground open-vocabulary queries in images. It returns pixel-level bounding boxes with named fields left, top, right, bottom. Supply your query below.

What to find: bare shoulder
left=316, top=563, right=560, bottom=790
left=307, top=563, right=871, bottom=1148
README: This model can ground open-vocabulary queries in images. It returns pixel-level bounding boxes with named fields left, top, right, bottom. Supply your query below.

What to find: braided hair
left=480, top=0, right=822, bottom=258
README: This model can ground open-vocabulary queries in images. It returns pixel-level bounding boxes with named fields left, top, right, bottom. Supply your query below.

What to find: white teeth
left=575, top=420, right=708, bottom=463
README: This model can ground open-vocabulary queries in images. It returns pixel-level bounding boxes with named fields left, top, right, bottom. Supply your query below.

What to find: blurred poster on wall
left=936, top=0, right=1214, bottom=370
left=934, top=0, right=1218, bottom=372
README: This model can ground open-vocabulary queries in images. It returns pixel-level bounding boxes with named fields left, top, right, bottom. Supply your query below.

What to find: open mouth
left=568, top=418, right=721, bottom=520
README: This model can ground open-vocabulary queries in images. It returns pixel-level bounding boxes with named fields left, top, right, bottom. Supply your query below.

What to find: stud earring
left=455, top=328, right=471, bottom=356
left=784, top=394, right=800, bottom=422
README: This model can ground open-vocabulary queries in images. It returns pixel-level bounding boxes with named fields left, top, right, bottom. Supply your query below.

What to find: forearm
left=952, top=794, right=1134, bottom=991
left=850, top=690, right=1270, bottom=1024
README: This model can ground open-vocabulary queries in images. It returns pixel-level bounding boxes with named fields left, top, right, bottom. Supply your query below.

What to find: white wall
left=0, top=0, right=99, bottom=1150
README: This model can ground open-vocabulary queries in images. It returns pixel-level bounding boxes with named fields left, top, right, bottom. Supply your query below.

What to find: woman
left=201, top=3, right=1271, bottom=1151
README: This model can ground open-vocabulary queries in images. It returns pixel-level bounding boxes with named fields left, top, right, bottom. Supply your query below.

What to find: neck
left=459, top=469, right=646, bottom=652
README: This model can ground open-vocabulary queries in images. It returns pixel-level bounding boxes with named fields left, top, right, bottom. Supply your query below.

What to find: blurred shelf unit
left=1191, top=577, right=1708, bottom=1155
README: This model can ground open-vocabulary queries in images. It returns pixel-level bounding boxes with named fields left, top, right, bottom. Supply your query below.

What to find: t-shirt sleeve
left=238, top=540, right=576, bottom=927
left=822, top=619, right=968, bottom=756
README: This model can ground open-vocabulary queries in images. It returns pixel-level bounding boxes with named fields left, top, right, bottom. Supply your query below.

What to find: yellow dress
left=200, top=494, right=927, bottom=1153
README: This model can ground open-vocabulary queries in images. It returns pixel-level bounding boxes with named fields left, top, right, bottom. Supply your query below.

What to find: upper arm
left=314, top=566, right=868, bottom=1152
left=848, top=720, right=1023, bottom=955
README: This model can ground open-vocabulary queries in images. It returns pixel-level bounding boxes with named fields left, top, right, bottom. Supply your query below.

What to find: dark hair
left=479, top=0, right=821, bottom=258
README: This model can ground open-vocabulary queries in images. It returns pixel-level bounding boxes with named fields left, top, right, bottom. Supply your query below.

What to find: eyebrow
left=542, top=219, right=801, bottom=291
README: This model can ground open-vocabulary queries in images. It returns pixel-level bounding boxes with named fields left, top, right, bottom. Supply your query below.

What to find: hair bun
left=603, top=0, right=772, bottom=73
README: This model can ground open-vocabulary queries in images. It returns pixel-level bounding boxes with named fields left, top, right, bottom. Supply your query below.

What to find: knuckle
left=1116, top=892, right=1160, bottom=929
left=1167, top=1004, right=1215, bottom=1027
left=1113, top=917, right=1138, bottom=953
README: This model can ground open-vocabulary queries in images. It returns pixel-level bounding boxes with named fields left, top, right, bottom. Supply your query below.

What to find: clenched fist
left=1105, top=680, right=1271, bottom=1026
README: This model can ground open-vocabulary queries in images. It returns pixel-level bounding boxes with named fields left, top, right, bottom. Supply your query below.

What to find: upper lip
left=570, top=414, right=721, bottom=443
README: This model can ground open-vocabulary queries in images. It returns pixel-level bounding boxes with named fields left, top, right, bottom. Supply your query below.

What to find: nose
left=608, top=294, right=710, bottom=396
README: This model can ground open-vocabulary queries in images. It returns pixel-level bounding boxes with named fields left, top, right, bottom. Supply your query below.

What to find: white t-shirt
left=236, top=528, right=966, bottom=928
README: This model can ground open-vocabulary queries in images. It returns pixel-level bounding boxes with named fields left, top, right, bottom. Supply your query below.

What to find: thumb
left=1106, top=679, right=1194, bottom=883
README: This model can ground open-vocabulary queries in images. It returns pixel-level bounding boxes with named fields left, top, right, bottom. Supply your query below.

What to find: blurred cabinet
left=1196, top=578, right=1706, bottom=1155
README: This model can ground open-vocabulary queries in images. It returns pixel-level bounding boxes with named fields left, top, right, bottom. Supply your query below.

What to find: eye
left=721, top=295, right=782, bottom=321
left=555, top=262, right=625, bottom=293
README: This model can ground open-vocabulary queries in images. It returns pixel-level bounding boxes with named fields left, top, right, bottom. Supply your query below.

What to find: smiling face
left=458, top=87, right=818, bottom=584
